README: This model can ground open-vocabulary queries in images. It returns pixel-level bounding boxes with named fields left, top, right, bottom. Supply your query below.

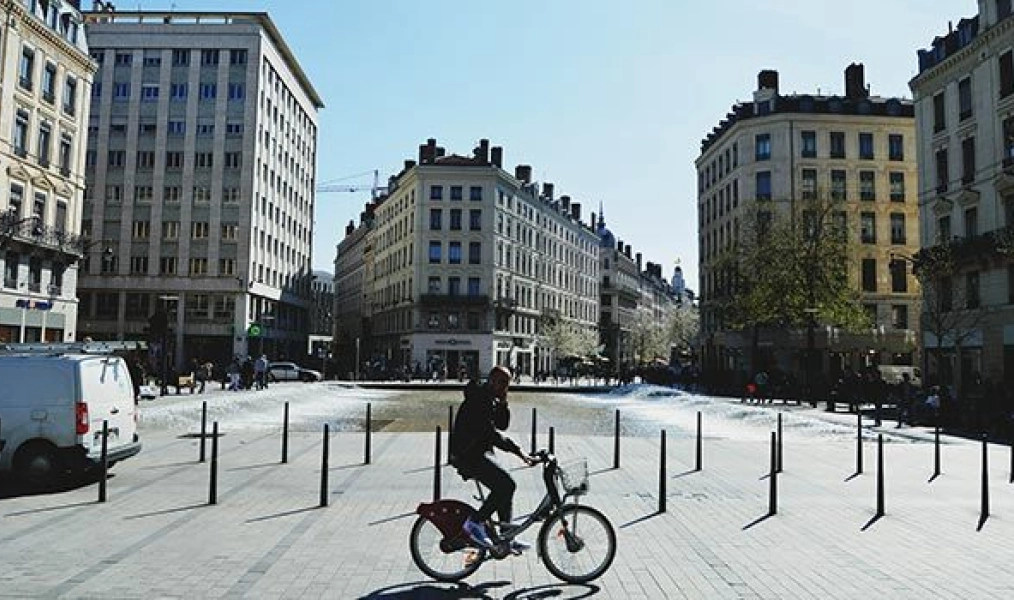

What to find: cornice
left=911, top=16, right=1014, bottom=93
left=7, top=1, right=96, bottom=75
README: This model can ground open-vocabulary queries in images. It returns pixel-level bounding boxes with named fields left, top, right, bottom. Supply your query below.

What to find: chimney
left=419, top=138, right=438, bottom=164
left=758, top=69, right=779, bottom=93
left=560, top=195, right=571, bottom=211
left=474, top=139, right=490, bottom=163
left=435, top=146, right=445, bottom=158
left=515, top=165, right=532, bottom=183
left=571, top=202, right=581, bottom=221
left=636, top=252, right=643, bottom=272
left=625, top=244, right=632, bottom=258
left=617, top=239, right=623, bottom=252
left=543, top=183, right=554, bottom=200
left=404, top=159, right=416, bottom=171
left=589, top=211, right=595, bottom=228
left=345, top=220, right=355, bottom=236
left=845, top=63, right=868, bottom=99
left=490, top=146, right=503, bottom=168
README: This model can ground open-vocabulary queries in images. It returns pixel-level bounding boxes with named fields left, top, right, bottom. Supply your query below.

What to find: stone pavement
left=2, top=406, right=1014, bottom=599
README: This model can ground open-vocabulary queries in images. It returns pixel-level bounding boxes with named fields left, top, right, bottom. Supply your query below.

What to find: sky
left=94, top=1, right=974, bottom=290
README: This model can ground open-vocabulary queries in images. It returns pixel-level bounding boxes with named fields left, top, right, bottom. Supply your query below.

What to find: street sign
left=15, top=299, right=52, bottom=310
left=247, top=323, right=263, bottom=337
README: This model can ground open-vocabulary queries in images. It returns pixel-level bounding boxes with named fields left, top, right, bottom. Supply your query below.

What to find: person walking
left=254, top=354, right=269, bottom=390
left=896, top=373, right=914, bottom=428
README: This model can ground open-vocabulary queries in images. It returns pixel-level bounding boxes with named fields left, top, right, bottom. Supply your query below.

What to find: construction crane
left=316, top=169, right=388, bottom=200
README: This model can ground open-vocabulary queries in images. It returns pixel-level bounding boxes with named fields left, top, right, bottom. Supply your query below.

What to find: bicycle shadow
left=359, top=581, right=600, bottom=599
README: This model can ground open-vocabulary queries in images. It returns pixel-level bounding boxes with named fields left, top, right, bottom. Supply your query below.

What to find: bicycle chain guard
left=417, top=499, right=474, bottom=553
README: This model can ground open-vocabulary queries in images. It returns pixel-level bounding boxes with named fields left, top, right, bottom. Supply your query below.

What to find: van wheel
left=13, top=441, right=65, bottom=488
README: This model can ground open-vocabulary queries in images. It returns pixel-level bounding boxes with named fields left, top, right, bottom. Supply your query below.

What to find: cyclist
left=450, top=365, right=534, bottom=552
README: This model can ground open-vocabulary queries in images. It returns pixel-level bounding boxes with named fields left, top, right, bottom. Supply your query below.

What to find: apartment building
left=910, top=0, right=1014, bottom=389
left=77, top=8, right=322, bottom=369
left=0, top=0, right=93, bottom=344
left=336, top=138, right=600, bottom=379
left=697, top=65, right=921, bottom=386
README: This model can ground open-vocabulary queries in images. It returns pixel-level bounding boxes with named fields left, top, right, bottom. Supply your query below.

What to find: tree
left=538, top=310, right=600, bottom=370
left=667, top=304, right=700, bottom=356
left=629, top=306, right=669, bottom=364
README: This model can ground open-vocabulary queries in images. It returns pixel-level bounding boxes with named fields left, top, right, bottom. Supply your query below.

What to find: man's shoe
left=462, top=518, right=494, bottom=549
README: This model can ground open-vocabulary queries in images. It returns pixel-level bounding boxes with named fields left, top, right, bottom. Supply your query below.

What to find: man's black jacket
left=450, top=380, right=521, bottom=476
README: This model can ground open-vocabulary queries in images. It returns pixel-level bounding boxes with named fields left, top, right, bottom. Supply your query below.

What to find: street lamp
left=355, top=337, right=361, bottom=381
left=158, top=295, right=179, bottom=396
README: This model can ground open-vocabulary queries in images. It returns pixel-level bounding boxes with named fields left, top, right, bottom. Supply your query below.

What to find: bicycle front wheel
left=408, top=515, right=484, bottom=582
left=538, top=504, right=616, bottom=584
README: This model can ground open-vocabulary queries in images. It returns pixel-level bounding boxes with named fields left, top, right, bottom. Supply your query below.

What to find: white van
left=877, top=365, right=922, bottom=388
left=0, top=350, right=142, bottom=486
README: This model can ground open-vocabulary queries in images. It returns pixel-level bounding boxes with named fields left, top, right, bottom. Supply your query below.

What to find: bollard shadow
left=589, top=467, right=613, bottom=477
left=368, top=510, right=417, bottom=526
left=860, top=513, right=884, bottom=531
left=977, top=514, right=989, bottom=532
left=844, top=471, right=862, bottom=482
left=928, top=472, right=941, bottom=483
left=246, top=505, right=318, bottom=523
left=125, top=502, right=206, bottom=520
left=330, top=462, right=364, bottom=472
left=358, top=580, right=507, bottom=599
left=5, top=499, right=95, bottom=517
left=227, top=462, right=279, bottom=472
left=619, top=511, right=664, bottom=529
left=742, top=513, right=774, bottom=531
left=671, top=469, right=698, bottom=479
left=141, top=460, right=199, bottom=470
left=404, top=465, right=435, bottom=475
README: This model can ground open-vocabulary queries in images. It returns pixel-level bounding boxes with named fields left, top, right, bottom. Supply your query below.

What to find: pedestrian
left=450, top=365, right=535, bottom=554
left=241, top=356, right=254, bottom=390
left=254, top=354, right=269, bottom=390
left=896, top=372, right=914, bottom=428
left=228, top=357, right=242, bottom=391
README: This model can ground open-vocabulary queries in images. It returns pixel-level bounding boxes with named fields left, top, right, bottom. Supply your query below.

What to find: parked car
left=268, top=361, right=322, bottom=382
left=0, top=350, right=142, bottom=486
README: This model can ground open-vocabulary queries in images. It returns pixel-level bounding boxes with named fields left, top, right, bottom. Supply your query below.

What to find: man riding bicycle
left=450, top=365, right=534, bottom=552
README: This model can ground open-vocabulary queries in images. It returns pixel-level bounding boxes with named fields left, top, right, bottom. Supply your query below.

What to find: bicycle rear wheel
left=538, top=504, right=616, bottom=584
left=409, top=515, right=484, bottom=582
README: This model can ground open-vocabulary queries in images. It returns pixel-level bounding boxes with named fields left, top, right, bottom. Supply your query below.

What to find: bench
left=176, top=374, right=197, bottom=394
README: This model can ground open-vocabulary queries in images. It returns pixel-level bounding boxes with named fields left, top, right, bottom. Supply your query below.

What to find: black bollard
left=1010, top=438, right=1013, bottom=485
left=447, top=405, right=454, bottom=466
left=777, top=413, right=783, bottom=473
left=549, top=426, right=555, bottom=455
left=659, top=430, right=667, bottom=514
left=209, top=421, right=219, bottom=505
left=98, top=420, right=109, bottom=503
left=695, top=411, right=702, bottom=472
left=856, top=412, right=864, bottom=475
left=769, top=431, right=777, bottom=516
left=875, top=434, right=884, bottom=517
left=613, top=409, right=621, bottom=469
left=932, top=424, right=941, bottom=480
left=364, top=403, right=371, bottom=465
left=281, top=401, right=289, bottom=464
left=199, top=400, right=207, bottom=463
left=434, top=426, right=442, bottom=501
left=320, top=423, right=330, bottom=508
left=531, top=407, right=537, bottom=454
left=980, top=434, right=990, bottom=530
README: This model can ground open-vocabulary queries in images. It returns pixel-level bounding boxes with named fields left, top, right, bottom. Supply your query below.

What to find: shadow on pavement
left=0, top=471, right=102, bottom=501
left=619, top=511, right=663, bottom=529
left=125, top=502, right=206, bottom=520
left=359, top=580, right=507, bottom=599
left=504, top=583, right=600, bottom=599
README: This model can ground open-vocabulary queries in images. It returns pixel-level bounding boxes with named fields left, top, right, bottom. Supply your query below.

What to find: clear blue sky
left=99, top=1, right=973, bottom=289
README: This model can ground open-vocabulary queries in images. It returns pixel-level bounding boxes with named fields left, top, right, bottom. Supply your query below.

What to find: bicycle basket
left=557, top=459, right=589, bottom=496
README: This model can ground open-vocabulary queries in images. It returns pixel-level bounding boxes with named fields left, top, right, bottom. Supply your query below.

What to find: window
left=1001, top=50, right=1014, bottom=98
left=965, top=206, right=978, bottom=238
left=861, top=259, right=877, bottom=292
left=428, top=277, right=441, bottom=293
left=428, top=241, right=441, bottom=263
left=962, top=137, right=976, bottom=184
left=892, top=305, right=909, bottom=329
left=219, top=259, right=237, bottom=276
left=163, top=186, right=181, bottom=203
left=860, top=212, right=876, bottom=243
left=168, top=83, right=187, bottom=101
left=226, top=122, right=244, bottom=136
left=890, top=260, right=908, bottom=293
left=171, top=49, right=190, bottom=66
left=160, top=257, right=177, bottom=275
left=113, top=82, right=130, bottom=99
left=469, top=209, right=482, bottom=230
left=139, top=122, right=157, bottom=135
left=967, top=271, right=981, bottom=309
left=469, top=186, right=483, bottom=201
left=37, top=122, right=51, bottom=166
left=42, top=62, right=56, bottom=102
left=114, top=52, right=132, bottom=66
left=933, top=92, right=946, bottom=132
left=801, top=169, right=817, bottom=200
left=134, top=186, right=153, bottom=203
left=801, top=130, right=817, bottom=158
left=132, top=220, right=150, bottom=238
left=108, top=150, right=125, bottom=167
left=59, top=135, right=72, bottom=172
left=448, top=277, right=461, bottom=296
left=450, top=186, right=463, bottom=201
left=888, top=134, right=904, bottom=161
left=938, top=215, right=952, bottom=242
left=163, top=221, right=180, bottom=239
left=223, top=187, right=240, bottom=202
left=449, top=241, right=462, bottom=264
left=13, top=111, right=28, bottom=156
left=189, top=258, right=209, bottom=275
left=141, top=84, right=159, bottom=101
left=193, top=186, right=211, bottom=202
left=197, top=123, right=214, bottom=136
left=469, top=242, right=481, bottom=264
left=221, top=224, right=238, bottom=240
left=831, top=169, right=847, bottom=201
left=859, top=171, right=875, bottom=201
left=195, top=153, right=214, bottom=168
left=959, top=77, right=973, bottom=120
left=19, top=47, right=34, bottom=90
left=890, top=172, right=906, bottom=202
left=468, top=277, right=481, bottom=296
left=224, top=152, right=241, bottom=169
left=229, top=49, right=247, bottom=65
left=449, top=208, right=462, bottom=230
left=429, top=209, right=442, bottom=230
left=168, top=120, right=185, bottom=135
left=859, top=133, right=874, bottom=159
left=137, top=151, right=155, bottom=169
left=936, top=148, right=949, bottom=193
left=200, top=49, right=219, bottom=66
left=830, top=131, right=845, bottom=158
left=129, top=257, right=148, bottom=275
left=755, top=133, right=771, bottom=161
left=1001, top=0, right=1013, bottom=19
left=890, top=213, right=906, bottom=244
left=200, top=83, right=217, bottom=99
left=191, top=222, right=210, bottom=239
left=755, top=171, right=772, bottom=200
left=227, top=83, right=245, bottom=101
left=430, top=185, right=443, bottom=200
left=63, top=77, right=77, bottom=115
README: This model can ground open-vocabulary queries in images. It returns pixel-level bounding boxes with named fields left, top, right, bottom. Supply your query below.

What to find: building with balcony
left=0, top=0, right=93, bottom=344
left=335, top=138, right=601, bottom=380
left=910, top=0, right=1014, bottom=391
left=697, top=64, right=921, bottom=388
left=77, top=8, right=322, bottom=369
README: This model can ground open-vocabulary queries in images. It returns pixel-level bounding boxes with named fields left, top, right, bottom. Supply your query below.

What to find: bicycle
left=409, top=448, right=617, bottom=584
